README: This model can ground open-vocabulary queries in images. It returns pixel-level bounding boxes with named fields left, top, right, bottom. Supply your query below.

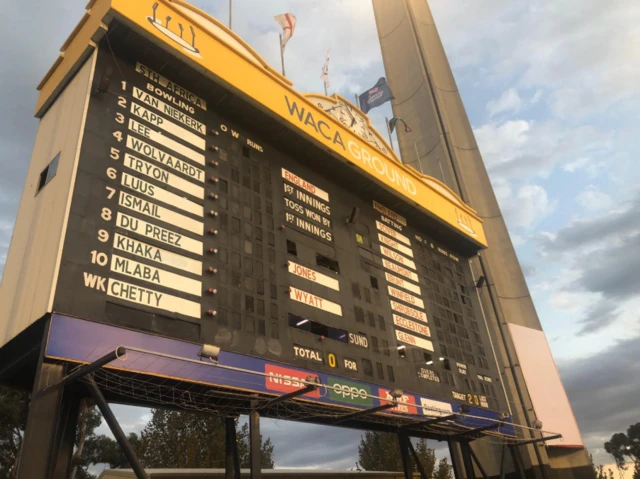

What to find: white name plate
left=107, top=278, right=200, bottom=318
left=111, top=254, right=201, bottom=296
left=380, top=245, right=416, bottom=270
left=388, top=285, right=425, bottom=309
left=378, top=233, right=414, bottom=257
left=132, top=87, right=205, bottom=135
left=121, top=172, right=202, bottom=217
left=281, top=168, right=329, bottom=202
left=123, top=154, right=203, bottom=198
left=382, top=258, right=419, bottom=282
left=128, top=119, right=205, bottom=165
left=376, top=220, right=411, bottom=246
left=393, top=314, right=431, bottom=337
left=289, top=287, right=342, bottom=316
left=115, top=212, right=203, bottom=255
left=396, top=330, right=434, bottom=352
left=390, top=300, right=428, bottom=323
left=288, top=261, right=339, bottom=291
left=131, top=103, right=205, bottom=150
left=385, top=272, right=421, bottom=295
left=119, top=191, right=203, bottom=235
left=113, top=233, right=201, bottom=275
left=126, top=136, right=204, bottom=182
left=373, top=200, right=407, bottom=226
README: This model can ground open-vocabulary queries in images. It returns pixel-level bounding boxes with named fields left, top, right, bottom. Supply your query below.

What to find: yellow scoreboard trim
left=36, top=0, right=487, bottom=248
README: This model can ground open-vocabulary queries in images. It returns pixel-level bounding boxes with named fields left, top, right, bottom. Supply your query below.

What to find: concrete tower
left=372, top=1, right=593, bottom=477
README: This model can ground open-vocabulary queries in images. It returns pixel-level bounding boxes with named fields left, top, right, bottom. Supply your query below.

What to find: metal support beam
left=17, top=333, right=81, bottom=479
left=509, top=445, right=526, bottom=479
left=397, top=432, right=413, bottom=479
left=400, top=414, right=457, bottom=430
left=499, top=445, right=507, bottom=479
left=86, top=376, right=148, bottom=479
left=448, top=441, right=464, bottom=479
left=50, top=385, right=82, bottom=478
left=38, top=347, right=126, bottom=396
left=407, top=436, right=429, bottom=479
left=514, top=434, right=562, bottom=447
left=250, top=401, right=261, bottom=479
left=468, top=446, right=489, bottom=479
left=332, top=402, right=395, bottom=425
left=460, top=442, right=476, bottom=479
left=450, top=423, right=500, bottom=441
left=255, top=380, right=318, bottom=411
left=225, top=417, right=241, bottom=479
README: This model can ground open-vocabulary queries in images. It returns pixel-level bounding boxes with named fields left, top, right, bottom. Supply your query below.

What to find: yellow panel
left=35, top=0, right=111, bottom=116
left=37, top=0, right=487, bottom=247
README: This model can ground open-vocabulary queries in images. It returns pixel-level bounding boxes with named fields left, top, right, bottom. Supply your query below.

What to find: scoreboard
left=41, top=0, right=509, bottom=424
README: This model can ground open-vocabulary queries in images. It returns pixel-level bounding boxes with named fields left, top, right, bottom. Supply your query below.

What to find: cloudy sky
left=1, top=0, right=639, bottom=473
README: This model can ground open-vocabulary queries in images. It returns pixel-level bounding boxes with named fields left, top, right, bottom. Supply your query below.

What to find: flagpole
left=324, top=83, right=328, bottom=96
left=354, top=94, right=359, bottom=110
left=385, top=116, right=395, bottom=152
left=279, top=34, right=286, bottom=76
left=229, top=0, right=232, bottom=29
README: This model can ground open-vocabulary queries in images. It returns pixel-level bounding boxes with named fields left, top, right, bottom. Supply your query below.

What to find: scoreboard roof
left=35, top=0, right=487, bottom=249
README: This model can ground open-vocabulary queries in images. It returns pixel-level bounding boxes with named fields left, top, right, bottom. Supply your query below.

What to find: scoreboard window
left=387, top=366, right=395, bottom=382
left=316, top=253, right=340, bottom=273
left=37, top=152, right=60, bottom=194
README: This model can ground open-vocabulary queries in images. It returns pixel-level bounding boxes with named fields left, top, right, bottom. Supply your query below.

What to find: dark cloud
left=538, top=191, right=640, bottom=334
left=260, top=420, right=450, bottom=469
left=557, top=334, right=640, bottom=466
left=578, top=301, right=620, bottom=336
left=520, top=262, right=538, bottom=279
left=578, top=235, right=640, bottom=300
left=540, top=193, right=640, bottom=256
left=261, top=420, right=362, bottom=469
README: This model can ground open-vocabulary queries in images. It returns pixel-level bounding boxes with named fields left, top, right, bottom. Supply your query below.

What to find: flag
left=274, top=13, right=297, bottom=51
left=358, top=77, right=395, bottom=114
left=320, top=49, right=330, bottom=90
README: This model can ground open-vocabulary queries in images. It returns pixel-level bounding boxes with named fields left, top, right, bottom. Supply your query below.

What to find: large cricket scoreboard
left=34, top=0, right=510, bottom=425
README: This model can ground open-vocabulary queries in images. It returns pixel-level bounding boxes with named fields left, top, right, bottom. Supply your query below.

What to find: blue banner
left=46, top=314, right=515, bottom=436
left=358, top=77, right=395, bottom=114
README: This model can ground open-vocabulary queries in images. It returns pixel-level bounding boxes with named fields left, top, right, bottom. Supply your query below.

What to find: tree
left=137, top=409, right=275, bottom=469
left=604, top=423, right=639, bottom=473
left=357, top=430, right=450, bottom=477
left=414, top=438, right=437, bottom=477
left=433, top=458, right=453, bottom=479
left=0, top=386, right=124, bottom=479
left=358, top=431, right=403, bottom=471
left=0, top=386, right=29, bottom=479
left=237, top=423, right=274, bottom=468
left=589, top=453, right=615, bottom=479
left=0, top=388, right=275, bottom=478
left=67, top=402, right=139, bottom=479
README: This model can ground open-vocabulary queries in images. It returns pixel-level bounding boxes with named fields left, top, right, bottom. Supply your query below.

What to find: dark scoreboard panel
left=53, top=37, right=506, bottom=414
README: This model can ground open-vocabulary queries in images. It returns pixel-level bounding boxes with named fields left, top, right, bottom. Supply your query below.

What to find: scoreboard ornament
left=147, top=2, right=201, bottom=57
